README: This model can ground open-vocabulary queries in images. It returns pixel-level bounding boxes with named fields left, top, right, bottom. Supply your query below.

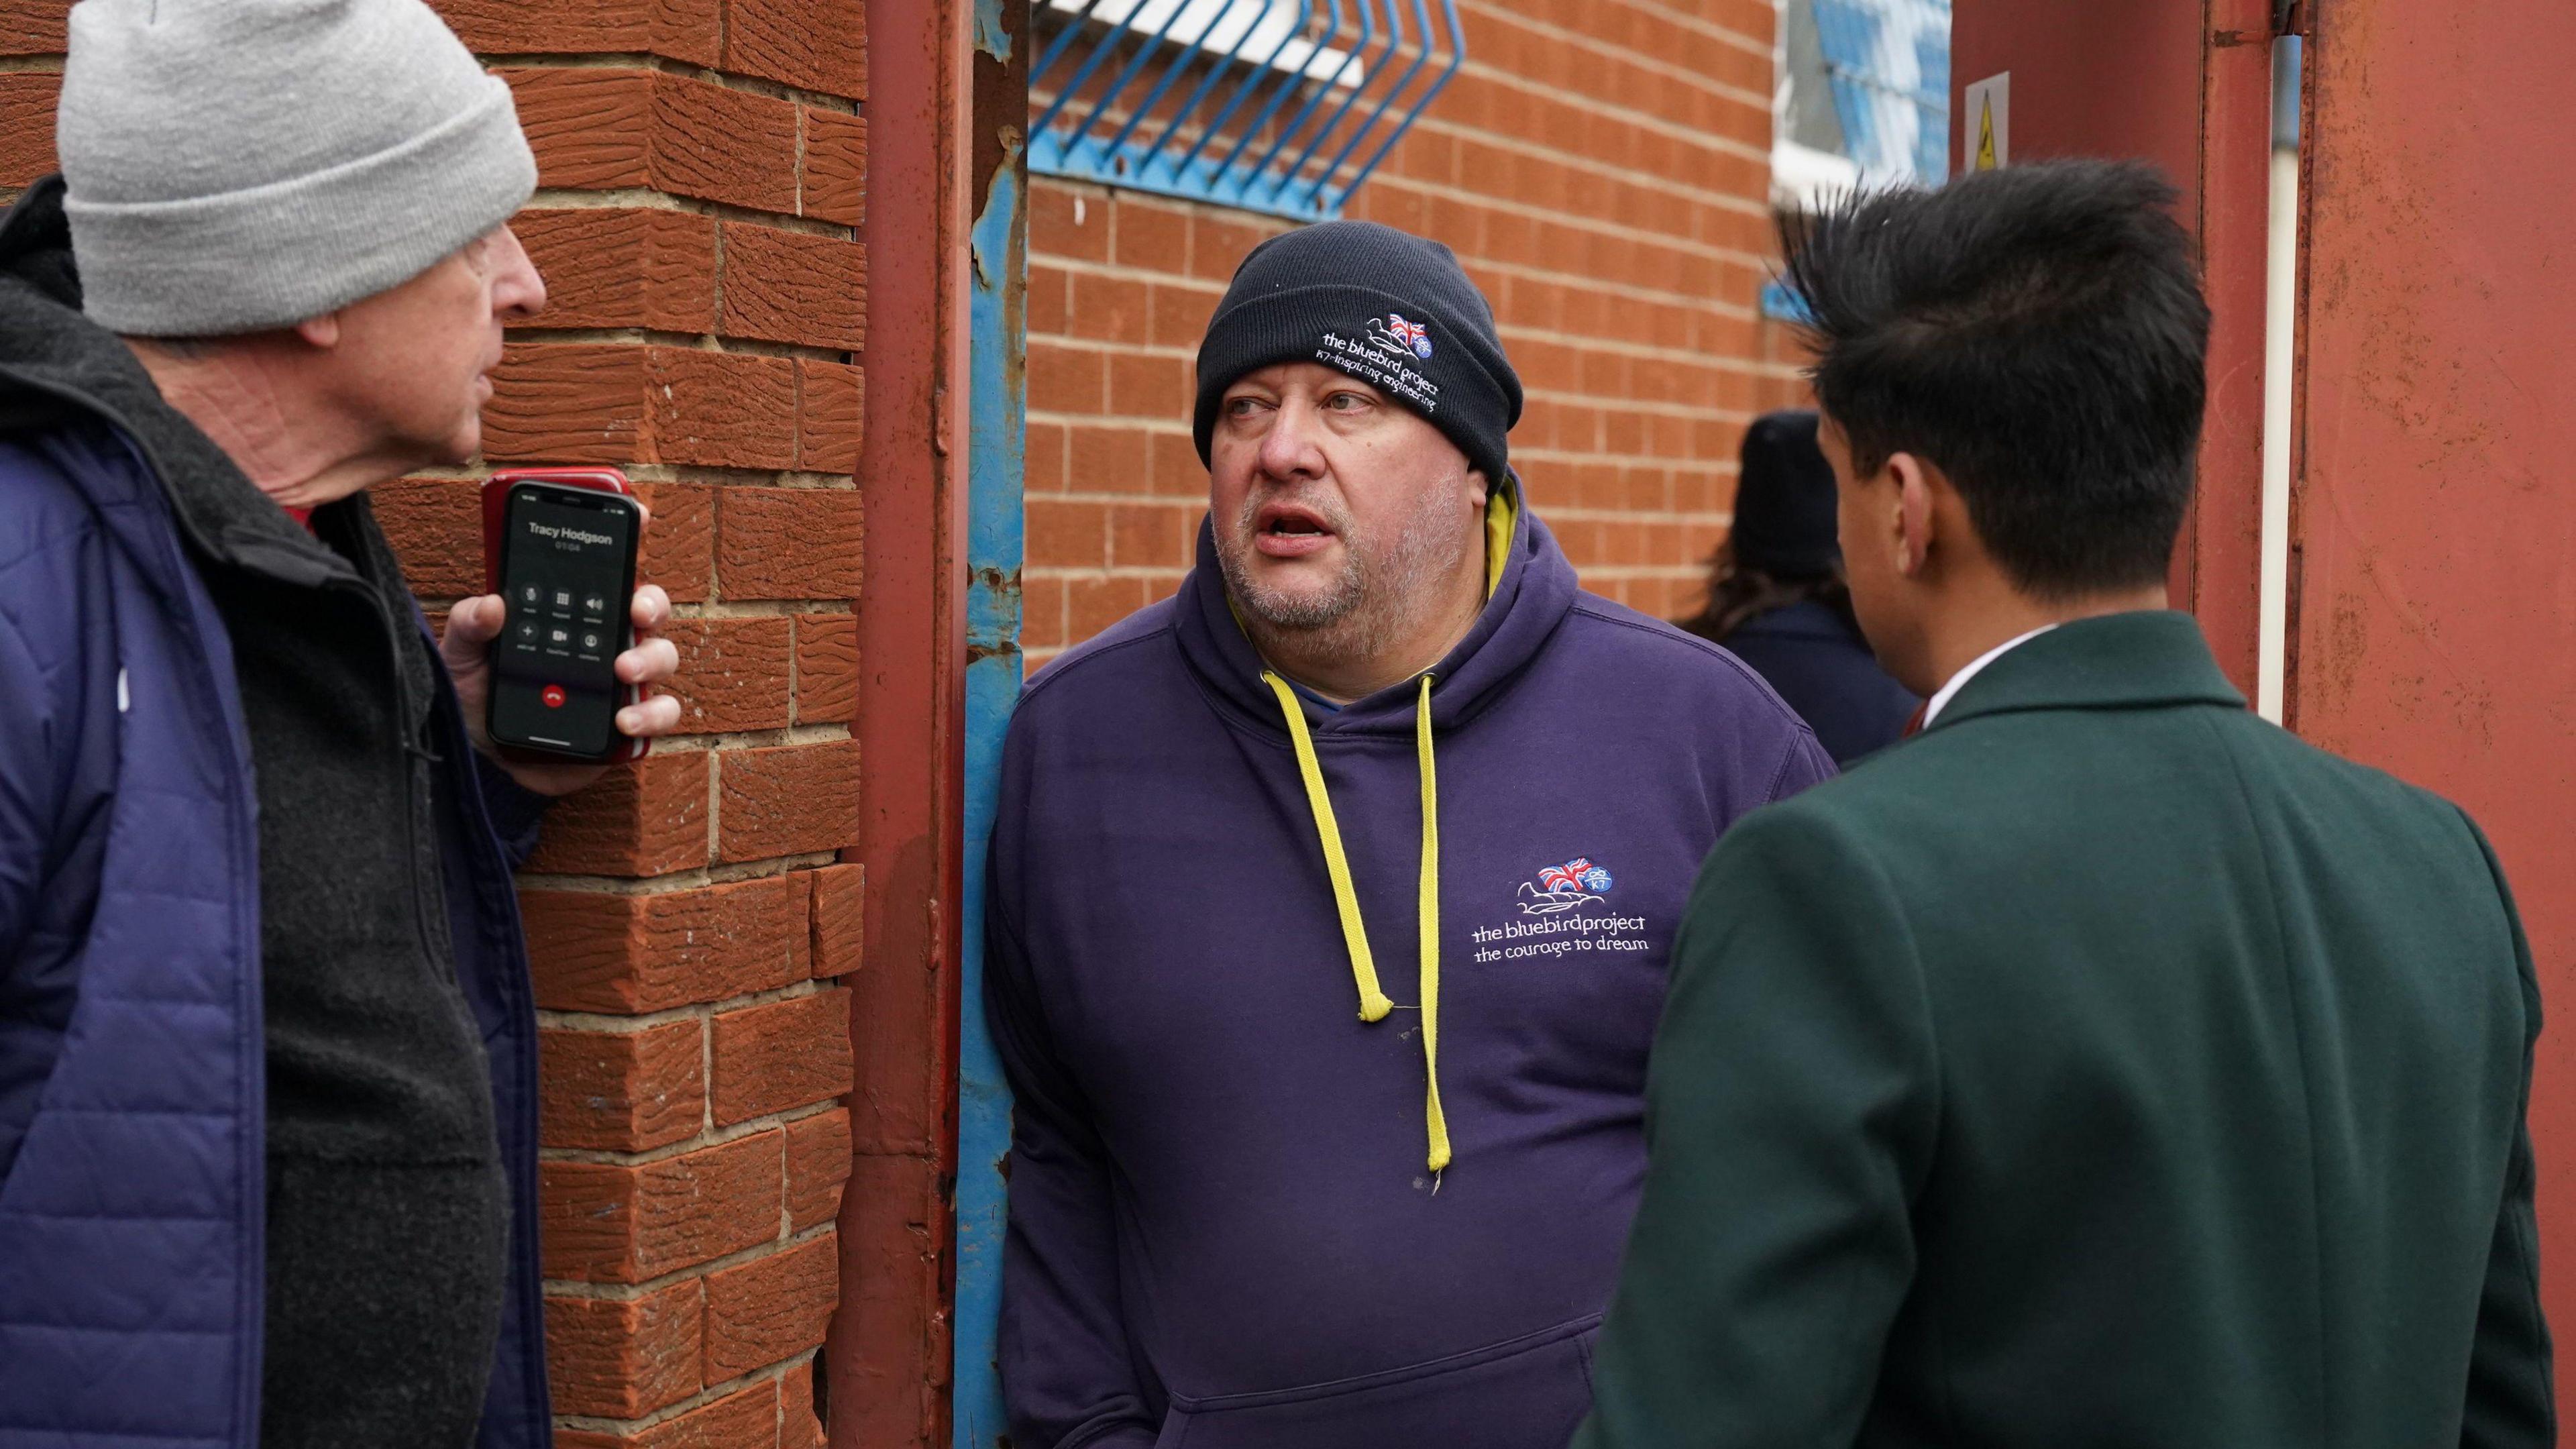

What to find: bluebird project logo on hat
left=1368, top=312, right=1434, bottom=361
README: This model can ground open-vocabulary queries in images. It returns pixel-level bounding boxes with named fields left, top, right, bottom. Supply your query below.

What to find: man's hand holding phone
left=443, top=468, right=684, bottom=796
left=440, top=582, right=682, bottom=796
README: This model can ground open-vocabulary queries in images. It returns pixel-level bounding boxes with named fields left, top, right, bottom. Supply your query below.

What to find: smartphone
left=482, top=469, right=649, bottom=762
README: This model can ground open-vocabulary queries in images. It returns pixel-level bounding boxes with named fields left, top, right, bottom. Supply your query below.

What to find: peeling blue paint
left=975, top=0, right=1013, bottom=62
left=955, top=20, right=1025, bottom=1443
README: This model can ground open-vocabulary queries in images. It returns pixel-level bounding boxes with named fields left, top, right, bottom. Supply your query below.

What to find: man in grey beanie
left=0, top=2, right=682, bottom=1446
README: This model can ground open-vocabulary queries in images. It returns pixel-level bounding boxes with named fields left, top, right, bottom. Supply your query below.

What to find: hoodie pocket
left=1152, top=1313, right=1601, bottom=1449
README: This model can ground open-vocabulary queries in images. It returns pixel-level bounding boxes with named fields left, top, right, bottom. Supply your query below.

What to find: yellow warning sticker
left=1965, top=72, right=2009, bottom=171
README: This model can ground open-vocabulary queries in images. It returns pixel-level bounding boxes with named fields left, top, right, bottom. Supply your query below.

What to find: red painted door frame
left=2293, top=0, right=2576, bottom=1413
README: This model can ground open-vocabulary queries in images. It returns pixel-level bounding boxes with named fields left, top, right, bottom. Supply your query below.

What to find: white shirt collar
left=1920, top=624, right=2058, bottom=729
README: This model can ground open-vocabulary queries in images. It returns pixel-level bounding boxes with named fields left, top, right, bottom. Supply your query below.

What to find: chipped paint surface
left=954, top=0, right=1026, bottom=1441
left=974, top=0, right=1011, bottom=60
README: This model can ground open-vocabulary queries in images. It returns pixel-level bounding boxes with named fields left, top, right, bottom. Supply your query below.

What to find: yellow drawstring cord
left=1414, top=676, right=1450, bottom=1173
left=1265, top=672, right=1396, bottom=1022
left=1261, top=671, right=1450, bottom=1174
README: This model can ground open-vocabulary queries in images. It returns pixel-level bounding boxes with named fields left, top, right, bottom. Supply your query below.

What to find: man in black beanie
left=1679, top=409, right=1920, bottom=762
left=982, top=219, right=1836, bottom=1448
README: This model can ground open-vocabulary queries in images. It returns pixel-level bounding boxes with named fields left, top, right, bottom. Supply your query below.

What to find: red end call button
left=541, top=684, right=567, bottom=709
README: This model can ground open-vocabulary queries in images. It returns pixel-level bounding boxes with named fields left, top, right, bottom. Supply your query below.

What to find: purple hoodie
left=985, top=500, right=1833, bottom=1449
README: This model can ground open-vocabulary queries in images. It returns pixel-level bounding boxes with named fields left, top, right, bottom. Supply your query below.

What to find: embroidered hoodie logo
left=1475, top=855, right=1649, bottom=960
left=1368, top=311, right=1434, bottom=361
left=1515, top=855, right=1613, bottom=915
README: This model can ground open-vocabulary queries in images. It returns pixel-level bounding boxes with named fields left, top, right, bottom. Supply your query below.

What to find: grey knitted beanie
left=58, top=0, right=537, bottom=336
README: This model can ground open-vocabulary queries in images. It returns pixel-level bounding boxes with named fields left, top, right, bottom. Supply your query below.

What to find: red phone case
left=482, top=468, right=651, bottom=763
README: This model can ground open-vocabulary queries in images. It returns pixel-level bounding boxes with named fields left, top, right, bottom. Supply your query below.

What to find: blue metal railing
left=1029, top=0, right=1464, bottom=221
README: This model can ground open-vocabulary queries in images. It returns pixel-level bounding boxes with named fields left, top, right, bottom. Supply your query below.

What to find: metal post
left=838, top=0, right=972, bottom=1443
left=954, top=1, right=1030, bottom=1445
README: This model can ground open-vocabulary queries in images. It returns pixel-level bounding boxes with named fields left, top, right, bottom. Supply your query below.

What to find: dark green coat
left=1576, top=612, right=2552, bottom=1448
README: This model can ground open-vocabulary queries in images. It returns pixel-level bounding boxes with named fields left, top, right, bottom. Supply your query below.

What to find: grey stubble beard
left=1216, top=478, right=1477, bottom=669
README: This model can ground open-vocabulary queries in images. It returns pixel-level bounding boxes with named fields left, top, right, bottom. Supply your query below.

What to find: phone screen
left=490, top=484, right=639, bottom=759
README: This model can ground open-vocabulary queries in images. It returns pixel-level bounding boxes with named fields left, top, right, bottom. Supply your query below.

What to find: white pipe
left=2256, top=138, right=2298, bottom=724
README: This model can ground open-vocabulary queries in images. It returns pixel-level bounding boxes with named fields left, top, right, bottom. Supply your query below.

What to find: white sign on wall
left=1966, top=71, right=2010, bottom=170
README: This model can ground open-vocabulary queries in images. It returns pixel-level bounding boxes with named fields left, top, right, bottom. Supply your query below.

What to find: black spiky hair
left=1778, top=159, right=2211, bottom=598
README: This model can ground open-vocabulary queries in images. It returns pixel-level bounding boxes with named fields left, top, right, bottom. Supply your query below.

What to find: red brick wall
left=1, top=3, right=870, bottom=1445
left=1024, top=0, right=1806, bottom=665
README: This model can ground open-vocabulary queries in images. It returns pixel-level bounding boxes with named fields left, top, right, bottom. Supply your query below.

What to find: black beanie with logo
left=1192, top=220, right=1523, bottom=488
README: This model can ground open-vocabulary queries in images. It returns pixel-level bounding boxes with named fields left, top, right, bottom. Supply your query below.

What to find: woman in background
left=1678, top=409, right=1919, bottom=763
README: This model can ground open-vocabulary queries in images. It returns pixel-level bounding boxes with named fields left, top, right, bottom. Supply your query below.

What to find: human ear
left=293, top=312, right=341, bottom=350
left=1888, top=451, right=1935, bottom=578
left=1464, top=466, right=1491, bottom=510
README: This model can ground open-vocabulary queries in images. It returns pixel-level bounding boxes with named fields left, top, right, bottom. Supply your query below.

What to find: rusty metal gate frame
left=838, top=0, right=985, bottom=1442
left=2290, top=0, right=2576, bottom=1413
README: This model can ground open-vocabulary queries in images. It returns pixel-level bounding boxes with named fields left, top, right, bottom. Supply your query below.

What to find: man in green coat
left=1574, top=160, right=2553, bottom=1448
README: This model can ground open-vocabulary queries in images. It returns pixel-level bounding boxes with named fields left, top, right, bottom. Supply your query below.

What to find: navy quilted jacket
left=0, top=178, right=555, bottom=1447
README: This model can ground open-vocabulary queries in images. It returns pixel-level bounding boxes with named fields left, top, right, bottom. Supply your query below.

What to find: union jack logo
left=1518, top=855, right=1615, bottom=915
left=1387, top=313, right=1433, bottom=358
left=1539, top=857, right=1612, bottom=894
